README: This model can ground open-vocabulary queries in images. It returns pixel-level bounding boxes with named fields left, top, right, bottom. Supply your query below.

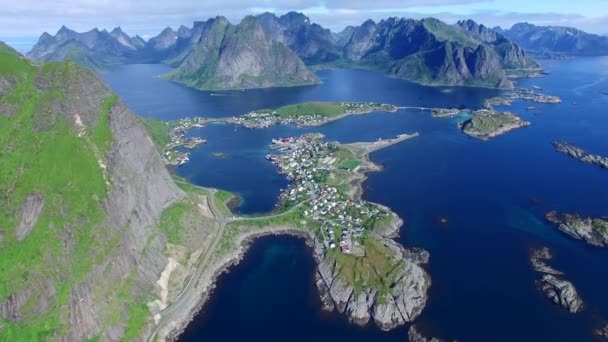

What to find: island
left=194, top=132, right=431, bottom=334
left=545, top=211, right=608, bottom=247
left=530, top=247, right=583, bottom=313
left=432, top=108, right=529, bottom=140
left=552, top=141, right=608, bottom=169
left=231, top=101, right=399, bottom=128
left=409, top=324, right=449, bottom=342
left=596, top=323, right=608, bottom=339
left=483, top=87, right=562, bottom=110
left=459, top=110, right=530, bottom=140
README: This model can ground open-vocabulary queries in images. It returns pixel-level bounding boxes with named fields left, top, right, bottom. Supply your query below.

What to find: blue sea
left=103, top=58, right=608, bottom=341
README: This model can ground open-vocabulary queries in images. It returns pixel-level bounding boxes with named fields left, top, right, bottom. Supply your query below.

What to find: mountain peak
left=111, top=26, right=124, bottom=35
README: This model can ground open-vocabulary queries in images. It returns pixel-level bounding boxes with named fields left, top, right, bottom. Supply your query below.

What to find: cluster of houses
left=232, top=111, right=330, bottom=128
left=162, top=117, right=207, bottom=167
left=267, top=135, right=387, bottom=255
left=508, top=88, right=562, bottom=104
left=230, top=102, right=398, bottom=128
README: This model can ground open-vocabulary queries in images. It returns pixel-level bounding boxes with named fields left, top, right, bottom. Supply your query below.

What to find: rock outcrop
left=530, top=247, right=584, bottom=313
left=595, top=323, right=608, bottom=339
left=314, top=232, right=430, bottom=331
left=552, top=141, right=608, bottom=169
left=536, top=274, right=583, bottom=313
left=408, top=324, right=448, bottom=342
left=546, top=211, right=608, bottom=247
left=14, top=193, right=44, bottom=241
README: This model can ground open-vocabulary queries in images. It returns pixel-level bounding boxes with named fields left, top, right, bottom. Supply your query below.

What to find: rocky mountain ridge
left=27, top=13, right=539, bottom=89
left=497, top=22, right=608, bottom=56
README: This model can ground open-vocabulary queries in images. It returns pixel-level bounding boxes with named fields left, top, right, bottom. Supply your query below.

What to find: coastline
left=153, top=132, right=426, bottom=340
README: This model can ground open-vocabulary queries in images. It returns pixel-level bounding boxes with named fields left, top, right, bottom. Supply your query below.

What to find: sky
left=1, top=0, right=607, bottom=52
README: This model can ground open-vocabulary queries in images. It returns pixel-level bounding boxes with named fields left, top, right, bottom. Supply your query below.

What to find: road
left=147, top=189, right=228, bottom=342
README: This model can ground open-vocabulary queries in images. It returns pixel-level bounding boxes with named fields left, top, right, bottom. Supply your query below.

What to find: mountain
left=256, top=12, right=341, bottom=64
left=456, top=20, right=538, bottom=71
left=27, top=26, right=144, bottom=69
left=499, top=22, right=608, bottom=56
left=0, top=41, right=215, bottom=340
left=162, top=16, right=319, bottom=90
left=340, top=17, right=522, bottom=88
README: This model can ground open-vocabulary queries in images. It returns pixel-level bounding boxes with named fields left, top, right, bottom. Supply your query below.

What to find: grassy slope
left=141, top=117, right=170, bottom=149
left=0, top=56, right=118, bottom=339
left=257, top=102, right=346, bottom=118
left=0, top=53, right=185, bottom=341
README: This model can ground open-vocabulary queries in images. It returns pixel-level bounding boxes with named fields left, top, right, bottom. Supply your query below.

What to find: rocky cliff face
left=256, top=12, right=341, bottom=64
left=499, top=22, right=608, bottom=56
left=315, top=232, right=430, bottom=330
left=0, top=44, right=188, bottom=340
left=457, top=19, right=538, bottom=71
left=163, top=16, right=319, bottom=90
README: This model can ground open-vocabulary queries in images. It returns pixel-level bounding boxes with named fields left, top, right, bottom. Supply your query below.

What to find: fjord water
left=103, top=58, right=608, bottom=341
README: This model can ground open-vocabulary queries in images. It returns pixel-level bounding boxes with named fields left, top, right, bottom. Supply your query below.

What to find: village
left=161, top=117, right=207, bottom=166
left=266, top=134, right=390, bottom=255
left=231, top=102, right=398, bottom=128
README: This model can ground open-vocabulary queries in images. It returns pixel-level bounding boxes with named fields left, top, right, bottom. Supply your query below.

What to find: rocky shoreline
left=545, top=211, right=608, bottom=247
left=156, top=134, right=430, bottom=339
left=408, top=324, right=449, bottom=342
left=314, top=231, right=430, bottom=330
left=552, top=141, right=608, bottom=169
left=530, top=247, right=583, bottom=313
left=159, top=227, right=313, bottom=341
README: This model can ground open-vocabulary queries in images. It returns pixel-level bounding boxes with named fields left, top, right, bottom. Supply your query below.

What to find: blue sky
left=1, top=0, right=607, bottom=52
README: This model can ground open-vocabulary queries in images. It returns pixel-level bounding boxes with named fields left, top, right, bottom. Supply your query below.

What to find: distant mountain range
left=28, top=13, right=543, bottom=90
left=496, top=23, right=608, bottom=57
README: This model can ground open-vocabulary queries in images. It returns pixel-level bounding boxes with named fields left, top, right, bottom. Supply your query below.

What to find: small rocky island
left=210, top=132, right=430, bottom=332
left=408, top=324, right=449, bottom=342
left=552, top=141, right=608, bottom=169
left=459, top=110, right=529, bottom=140
left=431, top=108, right=529, bottom=140
left=545, top=211, right=608, bottom=247
left=531, top=247, right=584, bottom=313
left=483, top=87, right=562, bottom=109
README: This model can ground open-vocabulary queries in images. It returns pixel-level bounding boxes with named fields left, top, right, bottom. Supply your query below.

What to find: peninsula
left=552, top=141, right=608, bottom=169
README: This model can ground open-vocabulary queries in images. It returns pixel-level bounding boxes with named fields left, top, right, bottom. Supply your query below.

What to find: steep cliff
left=456, top=20, right=539, bottom=71
left=0, top=42, right=212, bottom=340
left=163, top=16, right=319, bottom=90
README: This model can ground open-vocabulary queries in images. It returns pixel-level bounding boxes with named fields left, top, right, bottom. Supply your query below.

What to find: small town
left=266, top=134, right=391, bottom=255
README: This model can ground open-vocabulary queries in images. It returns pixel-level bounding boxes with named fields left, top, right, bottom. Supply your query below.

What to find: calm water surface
left=103, top=59, right=608, bottom=341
